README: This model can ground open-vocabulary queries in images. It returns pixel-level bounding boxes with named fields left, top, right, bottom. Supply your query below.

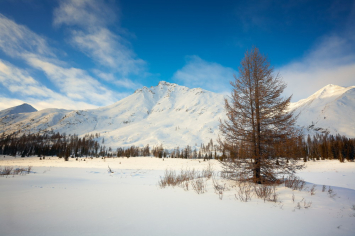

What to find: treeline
left=221, top=133, right=355, bottom=162
left=1, top=132, right=354, bottom=162
left=0, top=132, right=102, bottom=160
left=305, top=133, right=355, bottom=162
left=0, top=132, right=218, bottom=160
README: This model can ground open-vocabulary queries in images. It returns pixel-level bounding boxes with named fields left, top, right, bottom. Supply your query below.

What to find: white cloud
left=53, top=0, right=146, bottom=79
left=93, top=70, right=142, bottom=90
left=280, top=34, right=355, bottom=101
left=0, top=97, right=26, bottom=111
left=70, top=28, right=145, bottom=75
left=0, top=59, right=53, bottom=97
left=0, top=59, right=98, bottom=110
left=53, top=0, right=116, bottom=28
left=0, top=14, right=130, bottom=110
left=25, top=56, right=117, bottom=105
left=172, top=56, right=237, bottom=93
left=0, top=14, right=53, bottom=58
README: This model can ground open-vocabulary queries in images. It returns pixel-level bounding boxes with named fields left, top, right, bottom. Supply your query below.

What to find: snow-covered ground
left=1, top=156, right=355, bottom=236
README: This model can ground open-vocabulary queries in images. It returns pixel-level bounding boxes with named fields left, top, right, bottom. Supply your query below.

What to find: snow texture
left=1, top=156, right=355, bottom=236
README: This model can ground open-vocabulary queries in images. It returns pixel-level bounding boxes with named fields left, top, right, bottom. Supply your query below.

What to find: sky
left=0, top=0, right=354, bottom=111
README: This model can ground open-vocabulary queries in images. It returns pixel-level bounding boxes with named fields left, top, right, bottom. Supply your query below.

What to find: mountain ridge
left=0, top=81, right=225, bottom=149
left=1, top=82, right=354, bottom=148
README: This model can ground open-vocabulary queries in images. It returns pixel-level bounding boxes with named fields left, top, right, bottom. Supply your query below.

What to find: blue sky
left=0, top=0, right=354, bottom=110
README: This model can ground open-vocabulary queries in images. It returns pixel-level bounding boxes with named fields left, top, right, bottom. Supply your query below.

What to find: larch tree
left=219, top=47, right=304, bottom=184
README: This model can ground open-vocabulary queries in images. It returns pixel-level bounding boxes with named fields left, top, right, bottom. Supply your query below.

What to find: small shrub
left=268, top=185, right=278, bottom=203
left=304, top=201, right=312, bottom=209
left=296, top=202, right=301, bottom=210
left=212, top=174, right=225, bottom=200
left=322, top=185, right=326, bottom=192
left=13, top=168, right=26, bottom=175
left=191, top=178, right=207, bottom=194
left=202, top=162, right=213, bottom=179
left=235, top=182, right=253, bottom=202
left=254, top=185, right=273, bottom=202
left=1, top=166, right=33, bottom=176
left=328, top=186, right=337, bottom=198
left=310, top=185, right=316, bottom=195
left=284, top=175, right=305, bottom=191
left=1, top=166, right=13, bottom=175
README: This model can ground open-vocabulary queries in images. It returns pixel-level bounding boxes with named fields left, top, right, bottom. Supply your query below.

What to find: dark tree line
left=305, top=133, right=355, bottom=162
left=0, top=132, right=102, bottom=160
left=1, top=131, right=353, bottom=162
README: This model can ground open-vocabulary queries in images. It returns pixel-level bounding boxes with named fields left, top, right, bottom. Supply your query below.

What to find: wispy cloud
left=26, top=56, right=117, bottom=105
left=0, top=14, right=53, bottom=58
left=0, top=59, right=98, bottom=110
left=53, top=0, right=116, bottom=28
left=280, top=27, right=355, bottom=101
left=0, top=14, right=125, bottom=110
left=172, top=56, right=237, bottom=93
left=93, top=69, right=142, bottom=90
left=53, top=0, right=146, bottom=81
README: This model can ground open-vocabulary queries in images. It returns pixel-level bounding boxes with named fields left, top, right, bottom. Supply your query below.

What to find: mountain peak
left=0, top=103, right=37, bottom=118
left=158, top=81, right=171, bottom=86
left=321, top=84, right=344, bottom=90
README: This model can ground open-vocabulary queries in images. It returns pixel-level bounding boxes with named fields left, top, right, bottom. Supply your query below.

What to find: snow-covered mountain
left=289, top=84, right=355, bottom=137
left=0, top=82, right=354, bottom=149
left=0, top=103, right=37, bottom=118
left=0, top=82, right=225, bottom=149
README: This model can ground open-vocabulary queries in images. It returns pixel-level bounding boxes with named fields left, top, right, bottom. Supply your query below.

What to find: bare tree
left=219, top=47, right=304, bottom=184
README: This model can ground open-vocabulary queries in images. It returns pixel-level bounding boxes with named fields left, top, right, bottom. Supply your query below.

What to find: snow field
left=1, top=156, right=355, bottom=236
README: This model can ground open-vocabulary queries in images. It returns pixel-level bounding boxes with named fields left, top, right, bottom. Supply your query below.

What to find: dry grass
left=322, top=185, right=326, bottom=192
left=328, top=186, right=337, bottom=198
left=235, top=182, right=253, bottom=202
left=212, top=173, right=226, bottom=200
left=0, top=166, right=32, bottom=176
left=1, top=166, right=13, bottom=175
left=158, top=163, right=214, bottom=194
left=304, top=200, right=312, bottom=209
left=310, top=184, right=317, bottom=195
left=284, top=175, right=305, bottom=191
left=191, top=178, right=207, bottom=194
left=107, top=166, right=114, bottom=173
left=158, top=169, right=199, bottom=189
left=254, top=185, right=273, bottom=202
